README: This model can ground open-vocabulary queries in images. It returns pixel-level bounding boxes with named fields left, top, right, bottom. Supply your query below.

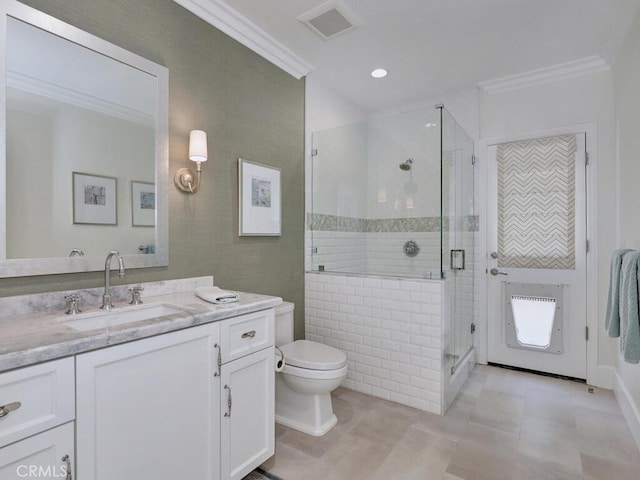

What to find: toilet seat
left=280, top=340, right=347, bottom=371
left=282, top=363, right=348, bottom=380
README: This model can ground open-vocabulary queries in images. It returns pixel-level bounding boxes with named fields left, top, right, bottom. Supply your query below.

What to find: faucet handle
left=129, top=286, right=144, bottom=305
left=64, top=294, right=82, bottom=315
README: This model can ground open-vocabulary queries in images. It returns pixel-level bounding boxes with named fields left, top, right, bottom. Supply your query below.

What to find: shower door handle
left=489, top=268, right=508, bottom=276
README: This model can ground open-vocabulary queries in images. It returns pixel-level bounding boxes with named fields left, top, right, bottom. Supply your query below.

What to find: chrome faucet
left=100, top=250, right=125, bottom=310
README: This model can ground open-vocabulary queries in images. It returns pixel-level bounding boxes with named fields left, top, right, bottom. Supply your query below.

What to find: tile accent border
left=307, top=213, right=479, bottom=233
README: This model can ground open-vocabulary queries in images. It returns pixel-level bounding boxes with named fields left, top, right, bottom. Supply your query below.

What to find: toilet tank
left=274, top=301, right=294, bottom=346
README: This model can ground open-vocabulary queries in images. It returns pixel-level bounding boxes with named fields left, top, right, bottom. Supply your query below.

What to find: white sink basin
left=63, top=303, right=187, bottom=331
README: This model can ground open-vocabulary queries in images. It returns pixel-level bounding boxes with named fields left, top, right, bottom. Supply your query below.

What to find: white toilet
left=274, top=302, right=348, bottom=436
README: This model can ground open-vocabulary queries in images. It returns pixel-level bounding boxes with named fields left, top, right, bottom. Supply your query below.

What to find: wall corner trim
left=596, top=364, right=615, bottom=389
left=614, top=370, right=640, bottom=450
left=478, top=56, right=610, bottom=95
left=172, top=0, right=314, bottom=79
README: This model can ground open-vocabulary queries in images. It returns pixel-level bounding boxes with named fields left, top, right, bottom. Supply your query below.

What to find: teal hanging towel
left=619, top=251, right=640, bottom=364
left=605, top=249, right=633, bottom=337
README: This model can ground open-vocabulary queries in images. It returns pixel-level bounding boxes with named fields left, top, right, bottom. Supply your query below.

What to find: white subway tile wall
left=308, top=231, right=368, bottom=273
left=305, top=272, right=445, bottom=414
left=310, top=230, right=441, bottom=277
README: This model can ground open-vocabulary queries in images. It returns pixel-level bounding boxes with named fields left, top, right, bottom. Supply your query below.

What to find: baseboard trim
left=613, top=371, right=640, bottom=450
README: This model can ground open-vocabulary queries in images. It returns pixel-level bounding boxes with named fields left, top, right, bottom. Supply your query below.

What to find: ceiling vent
left=297, top=0, right=362, bottom=40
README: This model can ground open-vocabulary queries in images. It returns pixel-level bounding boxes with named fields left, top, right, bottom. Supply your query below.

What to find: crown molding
left=8, top=71, right=154, bottom=125
left=173, top=0, right=313, bottom=80
left=478, top=56, right=610, bottom=95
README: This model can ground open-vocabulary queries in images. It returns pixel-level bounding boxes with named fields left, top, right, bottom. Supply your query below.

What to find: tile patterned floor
left=261, top=364, right=640, bottom=480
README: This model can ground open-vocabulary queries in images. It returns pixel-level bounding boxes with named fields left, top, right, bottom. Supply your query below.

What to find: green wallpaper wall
left=2, top=0, right=306, bottom=337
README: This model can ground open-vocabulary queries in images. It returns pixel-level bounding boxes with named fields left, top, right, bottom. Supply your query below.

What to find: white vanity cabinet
left=219, top=309, right=275, bottom=480
left=0, top=358, right=75, bottom=478
left=75, top=307, right=276, bottom=480
left=0, top=423, right=74, bottom=478
left=76, top=322, right=221, bottom=480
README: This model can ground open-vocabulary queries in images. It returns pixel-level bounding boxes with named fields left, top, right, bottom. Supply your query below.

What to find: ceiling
left=216, top=0, right=640, bottom=112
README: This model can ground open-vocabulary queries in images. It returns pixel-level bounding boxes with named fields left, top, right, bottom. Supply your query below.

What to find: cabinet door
left=76, top=323, right=220, bottom=480
left=221, top=347, right=274, bottom=480
left=0, top=357, right=75, bottom=448
left=0, top=422, right=74, bottom=479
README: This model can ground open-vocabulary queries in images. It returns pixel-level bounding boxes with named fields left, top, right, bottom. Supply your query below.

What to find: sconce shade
left=189, top=130, right=207, bottom=163
left=176, top=129, right=207, bottom=193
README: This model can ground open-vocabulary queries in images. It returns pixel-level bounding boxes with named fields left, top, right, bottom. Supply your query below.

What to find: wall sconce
left=174, top=130, right=207, bottom=193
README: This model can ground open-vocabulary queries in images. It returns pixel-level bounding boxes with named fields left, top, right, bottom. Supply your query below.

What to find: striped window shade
left=497, top=135, right=576, bottom=270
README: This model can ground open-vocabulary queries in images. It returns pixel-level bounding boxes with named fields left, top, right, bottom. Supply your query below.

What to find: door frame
left=477, top=123, right=599, bottom=386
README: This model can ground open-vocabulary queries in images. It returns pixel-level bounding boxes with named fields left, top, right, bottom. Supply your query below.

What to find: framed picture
left=131, top=181, right=155, bottom=227
left=72, top=172, right=117, bottom=225
left=238, top=158, right=281, bottom=236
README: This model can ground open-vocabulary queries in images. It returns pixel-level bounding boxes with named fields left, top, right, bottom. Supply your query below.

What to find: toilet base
left=275, top=374, right=338, bottom=436
left=275, top=411, right=337, bottom=437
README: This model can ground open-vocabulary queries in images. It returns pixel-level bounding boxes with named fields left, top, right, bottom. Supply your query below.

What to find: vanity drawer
left=0, top=357, right=75, bottom=448
left=220, top=309, right=274, bottom=363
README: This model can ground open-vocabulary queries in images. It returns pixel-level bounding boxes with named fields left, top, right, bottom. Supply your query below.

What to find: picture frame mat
left=238, top=158, right=281, bottom=236
left=72, top=172, right=117, bottom=225
left=131, top=180, right=155, bottom=227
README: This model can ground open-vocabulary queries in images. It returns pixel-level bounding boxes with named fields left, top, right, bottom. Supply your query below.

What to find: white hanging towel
left=195, top=286, right=240, bottom=304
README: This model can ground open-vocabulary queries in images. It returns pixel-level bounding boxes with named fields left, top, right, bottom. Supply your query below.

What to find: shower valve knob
left=403, top=240, right=420, bottom=257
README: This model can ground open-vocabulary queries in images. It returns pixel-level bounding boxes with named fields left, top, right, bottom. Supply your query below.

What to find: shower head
left=399, top=158, right=413, bottom=171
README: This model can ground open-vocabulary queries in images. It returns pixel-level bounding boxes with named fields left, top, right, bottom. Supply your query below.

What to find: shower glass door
left=310, top=123, right=369, bottom=274
left=309, top=108, right=442, bottom=278
left=441, top=108, right=475, bottom=374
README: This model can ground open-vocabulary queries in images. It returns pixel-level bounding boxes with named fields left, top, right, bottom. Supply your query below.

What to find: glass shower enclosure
left=441, top=107, right=475, bottom=375
left=309, top=105, right=475, bottom=375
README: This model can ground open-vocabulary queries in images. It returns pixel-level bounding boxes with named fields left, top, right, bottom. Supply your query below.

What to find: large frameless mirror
left=0, top=0, right=168, bottom=277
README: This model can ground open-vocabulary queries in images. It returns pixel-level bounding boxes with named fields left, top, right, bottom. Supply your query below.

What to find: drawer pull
left=214, top=343, right=221, bottom=377
left=0, top=401, right=21, bottom=418
left=62, top=454, right=73, bottom=480
left=224, top=384, right=232, bottom=417
left=241, top=330, right=256, bottom=339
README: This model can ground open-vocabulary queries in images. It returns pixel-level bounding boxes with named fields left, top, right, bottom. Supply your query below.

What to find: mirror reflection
left=6, top=16, right=158, bottom=260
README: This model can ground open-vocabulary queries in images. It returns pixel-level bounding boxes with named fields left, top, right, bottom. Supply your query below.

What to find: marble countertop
left=0, top=279, right=282, bottom=373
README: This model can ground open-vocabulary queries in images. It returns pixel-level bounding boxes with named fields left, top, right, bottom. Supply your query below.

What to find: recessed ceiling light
left=371, top=68, right=388, bottom=78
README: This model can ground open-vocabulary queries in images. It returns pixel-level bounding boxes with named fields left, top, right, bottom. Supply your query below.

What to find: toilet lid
left=280, top=340, right=347, bottom=371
